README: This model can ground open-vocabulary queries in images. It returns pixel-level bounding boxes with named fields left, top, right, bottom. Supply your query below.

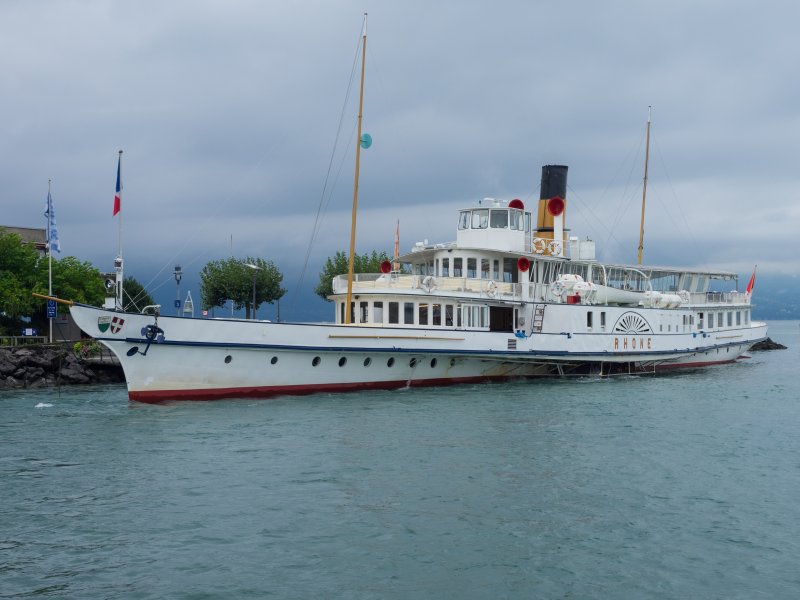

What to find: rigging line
left=296, top=27, right=364, bottom=295
left=565, top=184, right=624, bottom=249
left=603, top=134, right=645, bottom=257
left=652, top=134, right=701, bottom=256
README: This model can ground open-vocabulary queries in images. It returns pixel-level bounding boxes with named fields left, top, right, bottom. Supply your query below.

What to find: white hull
left=70, top=303, right=767, bottom=402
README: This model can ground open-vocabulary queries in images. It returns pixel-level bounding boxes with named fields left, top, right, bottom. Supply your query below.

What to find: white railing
left=332, top=273, right=521, bottom=299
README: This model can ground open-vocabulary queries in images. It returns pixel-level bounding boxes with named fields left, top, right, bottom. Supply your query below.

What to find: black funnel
left=540, top=165, right=568, bottom=199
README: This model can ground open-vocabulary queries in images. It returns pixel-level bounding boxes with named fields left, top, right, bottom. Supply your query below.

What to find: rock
left=0, top=343, right=122, bottom=389
left=750, top=337, right=787, bottom=351
left=59, top=366, right=90, bottom=384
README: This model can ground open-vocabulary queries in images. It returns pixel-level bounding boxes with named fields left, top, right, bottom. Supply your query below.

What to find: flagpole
left=47, top=179, right=53, bottom=343
left=115, top=150, right=124, bottom=311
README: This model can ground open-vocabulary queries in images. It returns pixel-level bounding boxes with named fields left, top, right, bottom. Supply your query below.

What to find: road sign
left=46, top=300, right=57, bottom=318
left=174, top=299, right=181, bottom=309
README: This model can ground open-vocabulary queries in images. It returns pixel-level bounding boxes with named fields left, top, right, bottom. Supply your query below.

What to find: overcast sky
left=2, top=1, right=798, bottom=319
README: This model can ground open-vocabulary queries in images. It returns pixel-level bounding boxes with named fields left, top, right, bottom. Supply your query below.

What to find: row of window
left=458, top=208, right=530, bottom=232
left=414, top=256, right=520, bottom=283
left=339, top=300, right=490, bottom=328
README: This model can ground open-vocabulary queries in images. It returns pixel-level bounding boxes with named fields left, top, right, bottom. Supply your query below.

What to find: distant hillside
left=750, top=273, right=800, bottom=320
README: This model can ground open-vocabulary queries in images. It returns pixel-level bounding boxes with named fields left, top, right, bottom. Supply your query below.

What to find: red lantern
left=508, top=198, right=524, bottom=210
left=547, top=196, right=565, bottom=217
left=380, top=260, right=392, bottom=274
left=517, top=256, right=530, bottom=272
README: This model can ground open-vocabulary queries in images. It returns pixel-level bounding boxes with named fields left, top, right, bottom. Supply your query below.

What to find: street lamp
left=174, top=265, right=183, bottom=316
left=245, top=263, right=261, bottom=320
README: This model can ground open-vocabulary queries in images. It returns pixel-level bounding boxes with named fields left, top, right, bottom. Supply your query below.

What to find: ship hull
left=70, top=304, right=767, bottom=402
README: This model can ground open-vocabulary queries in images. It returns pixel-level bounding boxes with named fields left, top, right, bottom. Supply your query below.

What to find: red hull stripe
left=128, top=375, right=510, bottom=403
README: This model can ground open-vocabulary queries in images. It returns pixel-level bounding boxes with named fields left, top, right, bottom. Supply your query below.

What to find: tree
left=0, top=229, right=107, bottom=334
left=0, top=231, right=41, bottom=323
left=314, top=250, right=391, bottom=301
left=122, top=277, right=156, bottom=313
left=200, top=256, right=285, bottom=319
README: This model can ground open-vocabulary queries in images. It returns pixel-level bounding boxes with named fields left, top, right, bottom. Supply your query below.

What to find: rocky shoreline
left=0, top=344, right=124, bottom=391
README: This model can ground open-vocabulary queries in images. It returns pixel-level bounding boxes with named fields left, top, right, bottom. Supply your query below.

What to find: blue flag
left=45, top=190, right=61, bottom=253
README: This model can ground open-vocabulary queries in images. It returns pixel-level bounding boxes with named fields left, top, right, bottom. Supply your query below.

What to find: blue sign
left=174, top=299, right=181, bottom=309
left=46, top=299, right=57, bottom=318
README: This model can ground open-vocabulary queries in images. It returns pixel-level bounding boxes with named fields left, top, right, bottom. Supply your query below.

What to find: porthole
left=387, top=357, right=395, bottom=368
left=409, top=357, right=418, bottom=368
left=224, top=355, right=232, bottom=364
left=312, top=356, right=321, bottom=367
left=430, top=358, right=437, bottom=368
left=363, top=357, right=372, bottom=367
left=338, top=356, right=347, bottom=367
left=270, top=356, right=278, bottom=365
left=450, top=358, right=456, bottom=367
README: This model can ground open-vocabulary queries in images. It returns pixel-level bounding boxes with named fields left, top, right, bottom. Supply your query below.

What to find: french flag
left=113, top=153, right=122, bottom=216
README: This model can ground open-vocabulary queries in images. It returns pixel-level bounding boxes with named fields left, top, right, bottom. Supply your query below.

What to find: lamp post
left=173, top=265, right=182, bottom=316
left=245, top=263, right=262, bottom=320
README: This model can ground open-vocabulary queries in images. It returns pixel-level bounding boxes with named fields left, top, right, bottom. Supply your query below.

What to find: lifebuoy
left=422, top=275, right=437, bottom=292
left=548, top=240, right=562, bottom=256
left=485, top=280, right=497, bottom=297
left=533, top=238, right=547, bottom=254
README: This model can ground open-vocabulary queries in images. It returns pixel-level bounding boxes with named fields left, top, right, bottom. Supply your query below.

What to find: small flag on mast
left=45, top=190, right=61, bottom=253
left=745, top=266, right=757, bottom=295
left=113, top=153, right=122, bottom=216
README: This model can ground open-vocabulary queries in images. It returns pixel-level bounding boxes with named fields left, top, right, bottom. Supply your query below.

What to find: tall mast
left=115, top=150, right=124, bottom=310
left=47, top=179, right=53, bottom=343
left=344, top=12, right=367, bottom=324
left=637, top=106, right=651, bottom=265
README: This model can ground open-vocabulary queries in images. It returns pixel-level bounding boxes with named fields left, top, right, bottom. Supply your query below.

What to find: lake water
left=2, top=321, right=799, bottom=599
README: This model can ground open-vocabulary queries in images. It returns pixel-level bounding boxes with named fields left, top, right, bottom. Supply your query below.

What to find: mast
left=114, top=150, right=124, bottom=310
left=47, top=179, right=53, bottom=343
left=344, top=12, right=367, bottom=325
left=637, top=107, right=651, bottom=265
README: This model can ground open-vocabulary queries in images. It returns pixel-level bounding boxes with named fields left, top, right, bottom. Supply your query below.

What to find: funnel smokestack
left=535, top=165, right=568, bottom=244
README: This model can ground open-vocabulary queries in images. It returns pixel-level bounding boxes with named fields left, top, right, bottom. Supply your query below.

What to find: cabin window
left=349, top=302, right=355, bottom=324
left=389, top=302, right=399, bottom=324
left=510, top=210, right=523, bottom=231
left=736, top=311, right=741, bottom=326
left=698, top=312, right=704, bottom=329
left=493, top=259, right=500, bottom=280
left=745, top=311, right=750, bottom=324
left=471, top=209, right=489, bottom=229
left=600, top=311, right=606, bottom=330
left=435, top=259, right=439, bottom=276
left=432, top=304, right=442, bottom=326
left=524, top=212, right=531, bottom=233
left=503, top=258, right=518, bottom=283
left=453, top=257, right=463, bottom=278
left=419, top=303, right=429, bottom=325
left=373, top=301, right=384, bottom=324
left=359, top=301, right=368, bottom=324
left=481, top=259, right=490, bottom=279
left=717, top=313, right=723, bottom=328
left=339, top=302, right=344, bottom=324
left=458, top=211, right=470, bottom=230
left=490, top=209, right=508, bottom=228
left=442, top=258, right=449, bottom=277
left=467, top=258, right=477, bottom=278
left=587, top=312, right=593, bottom=330
left=404, top=302, right=414, bottom=325
left=445, top=304, right=454, bottom=327
left=727, top=312, right=732, bottom=327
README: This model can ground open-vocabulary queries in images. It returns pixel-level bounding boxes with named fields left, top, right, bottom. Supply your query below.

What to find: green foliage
left=314, top=250, right=391, bottom=301
left=122, top=277, right=156, bottom=313
left=0, top=231, right=41, bottom=321
left=200, top=256, right=286, bottom=318
left=73, top=340, right=101, bottom=358
left=0, top=229, right=106, bottom=335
